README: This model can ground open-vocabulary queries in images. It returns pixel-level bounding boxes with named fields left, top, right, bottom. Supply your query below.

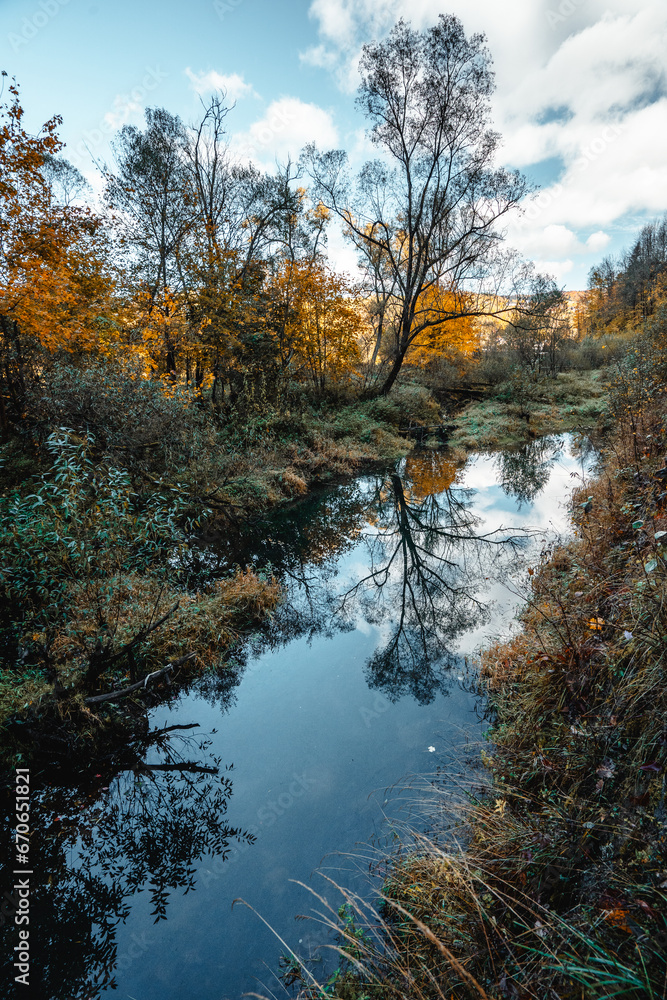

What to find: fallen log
left=84, top=652, right=196, bottom=705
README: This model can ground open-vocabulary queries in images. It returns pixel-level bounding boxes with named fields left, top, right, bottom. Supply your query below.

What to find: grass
left=284, top=356, right=667, bottom=1000
left=449, top=370, right=609, bottom=451
left=190, top=406, right=409, bottom=515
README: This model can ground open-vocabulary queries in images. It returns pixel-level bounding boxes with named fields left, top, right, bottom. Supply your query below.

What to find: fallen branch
left=138, top=762, right=218, bottom=774
left=102, top=601, right=180, bottom=668
left=84, top=652, right=196, bottom=705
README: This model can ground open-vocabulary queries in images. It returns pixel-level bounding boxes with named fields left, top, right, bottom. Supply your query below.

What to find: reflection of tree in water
left=494, top=435, right=564, bottom=507
left=202, top=455, right=531, bottom=705
left=0, top=722, right=251, bottom=1000
left=401, top=450, right=461, bottom=500
left=340, top=472, right=526, bottom=704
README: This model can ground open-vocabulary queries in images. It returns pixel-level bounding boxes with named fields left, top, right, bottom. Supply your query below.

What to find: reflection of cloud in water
left=222, top=433, right=596, bottom=704
left=451, top=433, right=597, bottom=654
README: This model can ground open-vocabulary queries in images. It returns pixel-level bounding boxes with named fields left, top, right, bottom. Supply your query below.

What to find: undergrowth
left=0, top=430, right=280, bottom=754
left=449, top=370, right=609, bottom=452
left=287, top=333, right=667, bottom=1000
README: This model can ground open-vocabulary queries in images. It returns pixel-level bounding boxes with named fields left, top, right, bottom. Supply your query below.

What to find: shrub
left=362, top=383, right=441, bottom=428
left=26, top=358, right=213, bottom=472
left=0, top=430, right=192, bottom=677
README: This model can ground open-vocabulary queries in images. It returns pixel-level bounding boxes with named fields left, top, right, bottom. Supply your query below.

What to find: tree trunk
left=379, top=351, right=405, bottom=396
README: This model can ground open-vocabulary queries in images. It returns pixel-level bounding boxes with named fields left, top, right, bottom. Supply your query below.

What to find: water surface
left=0, top=434, right=596, bottom=1000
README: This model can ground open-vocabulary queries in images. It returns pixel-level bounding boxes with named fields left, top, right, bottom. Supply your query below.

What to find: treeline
left=0, top=83, right=368, bottom=429
left=2, top=14, right=570, bottom=441
left=586, top=214, right=667, bottom=332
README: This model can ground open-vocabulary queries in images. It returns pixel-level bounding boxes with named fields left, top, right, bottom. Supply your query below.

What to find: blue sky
left=3, top=0, right=667, bottom=289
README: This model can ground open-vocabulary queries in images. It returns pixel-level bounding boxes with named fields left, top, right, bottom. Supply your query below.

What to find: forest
left=2, top=11, right=667, bottom=1000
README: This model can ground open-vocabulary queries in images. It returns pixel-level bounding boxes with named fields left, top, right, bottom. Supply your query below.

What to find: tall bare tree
left=306, top=14, right=528, bottom=394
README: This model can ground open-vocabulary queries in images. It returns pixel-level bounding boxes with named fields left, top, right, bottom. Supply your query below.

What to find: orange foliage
left=268, top=260, right=364, bottom=389
left=403, top=451, right=459, bottom=500
left=0, top=81, right=112, bottom=360
left=409, top=285, right=479, bottom=365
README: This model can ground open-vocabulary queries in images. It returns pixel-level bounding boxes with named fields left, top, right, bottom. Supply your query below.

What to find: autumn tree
left=584, top=215, right=667, bottom=335
left=306, top=14, right=527, bottom=394
left=266, top=260, right=362, bottom=392
left=395, top=284, right=479, bottom=370
left=0, top=80, right=112, bottom=433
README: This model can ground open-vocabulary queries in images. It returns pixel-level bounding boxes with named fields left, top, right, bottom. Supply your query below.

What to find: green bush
left=559, top=334, right=629, bottom=370
left=26, top=358, right=212, bottom=472
left=0, top=430, right=192, bottom=672
left=362, top=383, right=440, bottom=427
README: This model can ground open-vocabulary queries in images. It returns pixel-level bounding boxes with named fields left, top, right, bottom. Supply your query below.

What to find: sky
left=2, top=0, right=667, bottom=290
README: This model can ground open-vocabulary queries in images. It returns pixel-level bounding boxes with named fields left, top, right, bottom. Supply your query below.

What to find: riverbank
left=320, top=361, right=667, bottom=999
left=0, top=371, right=607, bottom=763
left=0, top=382, right=425, bottom=760
left=447, top=369, right=609, bottom=453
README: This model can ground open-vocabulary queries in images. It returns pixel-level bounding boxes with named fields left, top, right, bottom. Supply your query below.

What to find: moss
left=449, top=370, right=609, bottom=452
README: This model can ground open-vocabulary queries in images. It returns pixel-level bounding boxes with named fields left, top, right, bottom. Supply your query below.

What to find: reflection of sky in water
left=283, top=432, right=595, bottom=662
left=455, top=435, right=595, bottom=653
left=20, top=434, right=597, bottom=1000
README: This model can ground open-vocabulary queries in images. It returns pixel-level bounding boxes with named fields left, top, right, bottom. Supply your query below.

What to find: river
left=0, top=433, right=597, bottom=999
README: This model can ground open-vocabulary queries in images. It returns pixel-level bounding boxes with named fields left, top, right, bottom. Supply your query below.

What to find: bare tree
left=306, top=14, right=528, bottom=394
left=506, top=275, right=571, bottom=376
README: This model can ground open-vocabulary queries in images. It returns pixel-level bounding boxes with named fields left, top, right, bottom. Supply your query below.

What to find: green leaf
left=644, top=559, right=658, bottom=573
left=633, top=520, right=644, bottom=530
left=655, top=530, right=667, bottom=540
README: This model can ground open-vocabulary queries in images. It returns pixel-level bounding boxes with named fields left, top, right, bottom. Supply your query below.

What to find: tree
left=306, top=14, right=527, bottom=394
left=0, top=80, right=111, bottom=433
left=506, top=275, right=571, bottom=376
left=105, top=108, right=192, bottom=305
left=266, top=259, right=363, bottom=391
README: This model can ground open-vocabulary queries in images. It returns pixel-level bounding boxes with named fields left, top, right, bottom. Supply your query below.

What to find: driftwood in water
left=84, top=601, right=181, bottom=686
left=84, top=652, right=196, bottom=705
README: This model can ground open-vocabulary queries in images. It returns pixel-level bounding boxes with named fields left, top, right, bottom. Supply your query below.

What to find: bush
left=0, top=430, right=192, bottom=677
left=26, top=358, right=213, bottom=472
left=362, top=383, right=441, bottom=428
left=559, top=334, right=629, bottom=370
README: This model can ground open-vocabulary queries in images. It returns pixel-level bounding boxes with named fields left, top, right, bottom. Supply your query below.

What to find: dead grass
left=449, top=370, right=609, bottom=452
left=287, top=363, right=667, bottom=1000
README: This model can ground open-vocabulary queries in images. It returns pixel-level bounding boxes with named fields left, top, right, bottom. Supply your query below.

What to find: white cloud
left=303, top=0, right=667, bottom=287
left=586, top=231, right=611, bottom=254
left=231, top=97, right=338, bottom=167
left=102, top=95, right=143, bottom=131
left=185, top=68, right=257, bottom=102
left=534, top=259, right=574, bottom=283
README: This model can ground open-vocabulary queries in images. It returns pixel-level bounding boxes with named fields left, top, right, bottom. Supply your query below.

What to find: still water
left=0, top=434, right=596, bottom=1000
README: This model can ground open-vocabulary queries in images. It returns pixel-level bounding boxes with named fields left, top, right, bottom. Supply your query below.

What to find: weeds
left=281, top=333, right=667, bottom=1000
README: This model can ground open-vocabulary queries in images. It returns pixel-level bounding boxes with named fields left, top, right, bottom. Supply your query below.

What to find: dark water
left=0, top=434, right=597, bottom=1000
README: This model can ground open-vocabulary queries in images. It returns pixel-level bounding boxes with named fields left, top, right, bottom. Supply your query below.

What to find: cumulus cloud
left=185, top=68, right=257, bottom=102
left=302, top=0, right=667, bottom=286
left=586, top=231, right=611, bottom=253
left=231, top=97, right=339, bottom=168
